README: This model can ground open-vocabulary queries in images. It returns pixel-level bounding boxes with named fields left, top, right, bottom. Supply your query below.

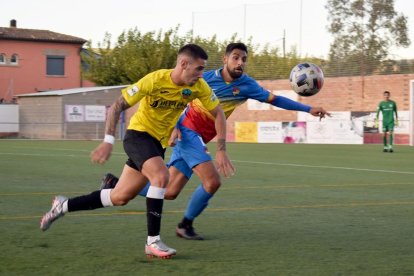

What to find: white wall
left=0, top=104, right=19, bottom=132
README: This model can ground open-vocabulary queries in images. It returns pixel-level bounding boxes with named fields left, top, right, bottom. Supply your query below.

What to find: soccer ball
left=289, top=63, right=324, bottom=97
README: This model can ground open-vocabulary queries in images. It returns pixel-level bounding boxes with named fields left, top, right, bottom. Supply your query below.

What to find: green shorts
left=382, top=122, right=394, bottom=132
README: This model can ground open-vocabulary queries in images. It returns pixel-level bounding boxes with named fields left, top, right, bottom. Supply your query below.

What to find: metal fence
left=0, top=122, right=123, bottom=140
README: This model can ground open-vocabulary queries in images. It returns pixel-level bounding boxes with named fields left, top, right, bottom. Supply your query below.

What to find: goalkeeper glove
left=374, top=119, right=379, bottom=128
left=395, top=120, right=399, bottom=127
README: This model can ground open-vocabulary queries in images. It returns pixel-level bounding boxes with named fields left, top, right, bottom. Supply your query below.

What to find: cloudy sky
left=2, top=0, right=413, bottom=59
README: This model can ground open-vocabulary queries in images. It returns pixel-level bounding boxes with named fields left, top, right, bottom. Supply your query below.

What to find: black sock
left=147, top=198, right=163, bottom=236
left=68, top=190, right=103, bottom=212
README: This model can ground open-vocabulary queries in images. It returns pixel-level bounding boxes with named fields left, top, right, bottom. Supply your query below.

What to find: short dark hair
left=178, top=44, right=208, bottom=60
left=225, top=42, right=248, bottom=55
left=384, top=91, right=391, bottom=95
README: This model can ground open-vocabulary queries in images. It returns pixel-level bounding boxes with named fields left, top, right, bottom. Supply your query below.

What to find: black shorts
left=123, top=130, right=166, bottom=172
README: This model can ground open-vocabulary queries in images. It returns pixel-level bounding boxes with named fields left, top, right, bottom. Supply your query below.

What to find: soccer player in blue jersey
left=101, top=42, right=330, bottom=240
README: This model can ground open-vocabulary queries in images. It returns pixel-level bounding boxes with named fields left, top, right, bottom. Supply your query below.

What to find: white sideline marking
left=0, top=151, right=125, bottom=157
left=0, top=152, right=77, bottom=157
left=232, top=159, right=414, bottom=175
left=1, top=150, right=413, bottom=175
left=3, top=201, right=414, bottom=221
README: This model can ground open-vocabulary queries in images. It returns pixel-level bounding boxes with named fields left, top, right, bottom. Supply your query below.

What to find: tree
left=325, top=0, right=410, bottom=76
left=82, top=28, right=184, bottom=86
left=82, top=27, right=326, bottom=84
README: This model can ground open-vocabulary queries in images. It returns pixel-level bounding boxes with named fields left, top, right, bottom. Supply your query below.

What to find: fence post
left=63, top=123, right=67, bottom=139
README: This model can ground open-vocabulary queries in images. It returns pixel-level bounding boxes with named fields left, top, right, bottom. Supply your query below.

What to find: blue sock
left=184, top=184, right=213, bottom=220
left=138, top=182, right=150, bottom=197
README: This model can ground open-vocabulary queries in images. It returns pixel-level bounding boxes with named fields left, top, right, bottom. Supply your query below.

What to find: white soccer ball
left=289, top=63, right=324, bottom=97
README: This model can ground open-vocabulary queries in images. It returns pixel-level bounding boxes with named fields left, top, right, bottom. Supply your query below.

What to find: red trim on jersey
left=181, top=103, right=216, bottom=143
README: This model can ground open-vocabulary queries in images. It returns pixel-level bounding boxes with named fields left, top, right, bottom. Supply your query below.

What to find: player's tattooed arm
left=105, top=96, right=130, bottom=136
left=217, top=138, right=226, bottom=151
left=209, top=105, right=227, bottom=151
left=210, top=105, right=235, bottom=177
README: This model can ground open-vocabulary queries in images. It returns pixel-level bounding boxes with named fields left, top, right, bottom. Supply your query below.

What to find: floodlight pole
left=243, top=4, right=247, bottom=41
left=191, top=12, right=195, bottom=39
left=299, top=0, right=303, bottom=57
left=283, top=29, right=286, bottom=58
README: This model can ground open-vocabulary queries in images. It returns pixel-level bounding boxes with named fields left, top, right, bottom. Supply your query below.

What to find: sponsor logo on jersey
left=149, top=99, right=187, bottom=109
left=182, top=89, right=192, bottom=99
left=232, top=87, right=240, bottom=96
left=127, top=85, right=139, bottom=96
left=150, top=100, right=159, bottom=108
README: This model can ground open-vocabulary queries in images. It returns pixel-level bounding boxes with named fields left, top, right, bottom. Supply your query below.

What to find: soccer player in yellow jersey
left=40, top=44, right=234, bottom=259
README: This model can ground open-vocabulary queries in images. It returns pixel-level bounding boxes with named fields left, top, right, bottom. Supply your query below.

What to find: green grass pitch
left=1, top=140, right=414, bottom=275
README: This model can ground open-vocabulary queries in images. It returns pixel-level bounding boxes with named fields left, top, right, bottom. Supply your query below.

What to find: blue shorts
left=167, top=122, right=212, bottom=179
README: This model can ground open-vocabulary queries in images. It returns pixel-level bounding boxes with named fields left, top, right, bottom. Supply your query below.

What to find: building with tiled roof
left=0, top=21, right=86, bottom=44
left=0, top=19, right=93, bottom=102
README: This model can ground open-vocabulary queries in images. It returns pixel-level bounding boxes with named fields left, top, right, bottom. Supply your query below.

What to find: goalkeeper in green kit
left=375, top=91, right=398, bottom=152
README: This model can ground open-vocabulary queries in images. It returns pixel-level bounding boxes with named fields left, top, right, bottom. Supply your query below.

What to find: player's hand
left=215, top=150, right=235, bottom=178
left=90, top=142, right=113, bottom=164
left=395, top=120, right=399, bottom=127
left=168, top=127, right=182, bottom=147
left=309, top=107, right=331, bottom=121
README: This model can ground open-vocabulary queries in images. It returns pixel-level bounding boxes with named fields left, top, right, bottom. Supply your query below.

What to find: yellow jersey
left=122, top=69, right=219, bottom=147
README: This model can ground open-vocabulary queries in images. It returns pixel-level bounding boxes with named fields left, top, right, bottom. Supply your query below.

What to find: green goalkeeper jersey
left=377, top=100, right=397, bottom=125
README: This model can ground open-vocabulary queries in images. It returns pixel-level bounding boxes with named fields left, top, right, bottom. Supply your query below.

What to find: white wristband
left=104, top=134, right=115, bottom=145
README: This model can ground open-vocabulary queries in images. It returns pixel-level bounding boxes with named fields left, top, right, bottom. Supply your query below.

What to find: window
left=10, top=54, right=18, bottom=65
left=0, top=54, right=5, bottom=64
left=46, top=55, right=65, bottom=76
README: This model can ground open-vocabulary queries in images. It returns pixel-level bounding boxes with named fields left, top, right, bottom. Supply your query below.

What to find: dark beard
left=228, top=68, right=243, bottom=79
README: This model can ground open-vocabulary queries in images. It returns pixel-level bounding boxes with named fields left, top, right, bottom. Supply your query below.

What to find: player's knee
left=164, top=191, right=178, bottom=200
left=150, top=172, right=170, bottom=188
left=204, top=178, right=221, bottom=194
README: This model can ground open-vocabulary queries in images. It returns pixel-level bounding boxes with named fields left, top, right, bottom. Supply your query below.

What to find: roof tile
left=0, top=27, right=87, bottom=44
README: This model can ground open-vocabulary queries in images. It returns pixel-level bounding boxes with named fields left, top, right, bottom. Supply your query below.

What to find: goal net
left=410, top=80, right=414, bottom=146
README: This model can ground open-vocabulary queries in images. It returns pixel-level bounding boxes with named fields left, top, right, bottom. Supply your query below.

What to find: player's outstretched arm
left=270, top=95, right=311, bottom=113
left=90, top=96, right=130, bottom=164
left=209, top=105, right=235, bottom=178
left=309, top=107, right=331, bottom=120
left=270, top=95, right=330, bottom=120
